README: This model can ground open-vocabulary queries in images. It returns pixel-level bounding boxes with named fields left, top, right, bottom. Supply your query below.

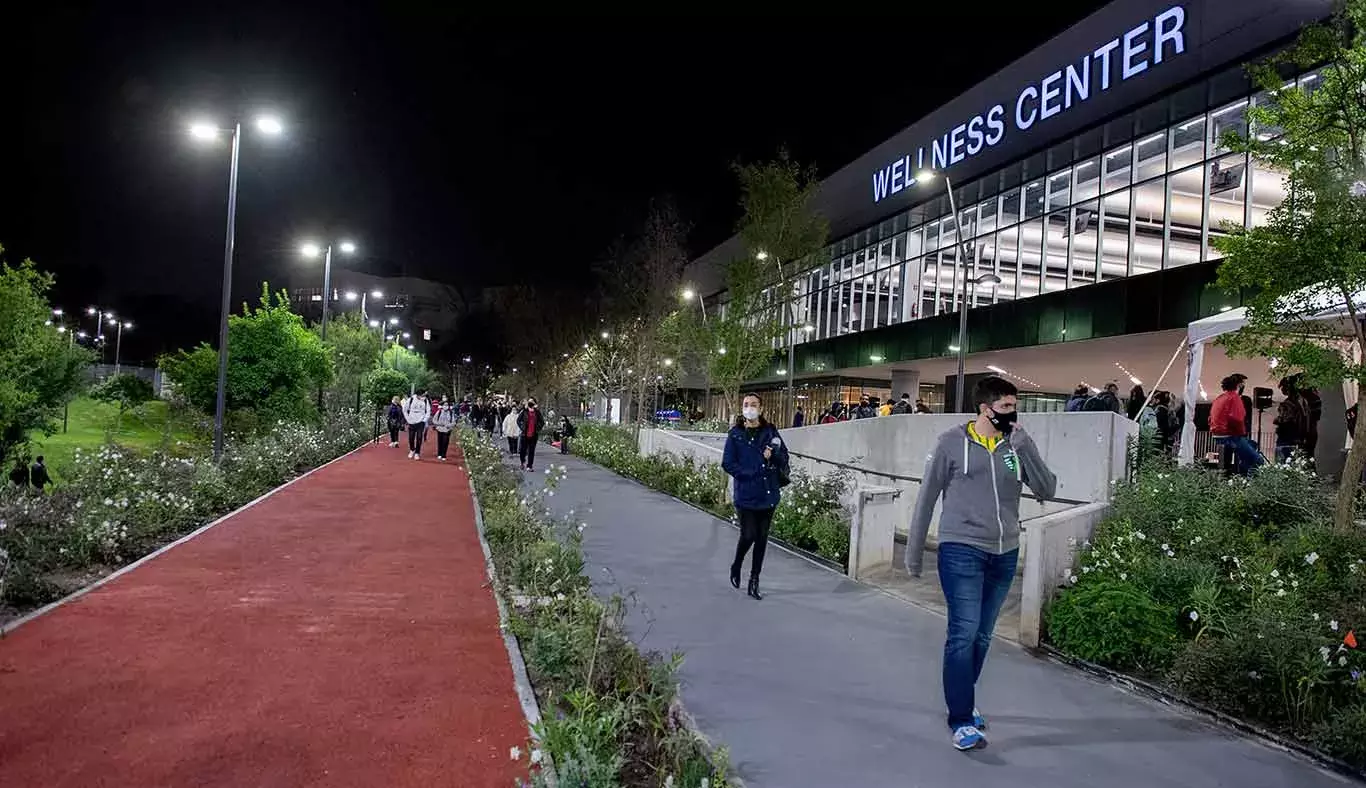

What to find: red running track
left=0, top=443, right=528, bottom=787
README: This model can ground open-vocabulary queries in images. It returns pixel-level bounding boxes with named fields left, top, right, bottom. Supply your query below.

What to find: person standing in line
left=1083, top=382, right=1123, bottom=413
left=386, top=395, right=404, bottom=447
left=820, top=402, right=842, bottom=424
left=503, top=404, right=521, bottom=455
left=792, top=405, right=805, bottom=428
left=29, top=455, right=51, bottom=491
left=517, top=398, right=546, bottom=471
left=431, top=395, right=457, bottom=461
left=1125, top=385, right=1147, bottom=422
left=1064, top=385, right=1089, bottom=412
left=892, top=392, right=914, bottom=415
left=915, top=399, right=933, bottom=414
left=1210, top=374, right=1263, bottom=474
left=403, top=389, right=431, bottom=460
left=905, top=376, right=1056, bottom=752
left=1274, top=377, right=1310, bottom=463
left=878, top=397, right=893, bottom=417
left=721, top=392, right=790, bottom=601
left=854, top=394, right=876, bottom=419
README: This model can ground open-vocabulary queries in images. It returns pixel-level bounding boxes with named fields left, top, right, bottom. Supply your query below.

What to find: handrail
left=649, top=428, right=1091, bottom=506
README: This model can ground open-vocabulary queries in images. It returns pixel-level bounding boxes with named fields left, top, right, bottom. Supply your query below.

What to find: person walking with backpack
left=904, top=376, right=1056, bottom=752
left=403, top=389, right=432, bottom=460
left=721, top=392, right=790, bottom=601
left=386, top=395, right=403, bottom=447
left=431, top=395, right=457, bottom=461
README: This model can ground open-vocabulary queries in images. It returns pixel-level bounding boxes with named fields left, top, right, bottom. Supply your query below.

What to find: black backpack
left=1082, top=393, right=1114, bottom=412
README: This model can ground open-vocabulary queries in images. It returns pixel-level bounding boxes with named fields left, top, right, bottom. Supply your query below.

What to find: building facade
left=686, top=0, right=1333, bottom=425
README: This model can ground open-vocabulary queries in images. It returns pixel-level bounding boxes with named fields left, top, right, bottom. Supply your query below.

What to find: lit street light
left=370, top=289, right=383, bottom=299
left=368, top=319, right=381, bottom=328
left=188, top=113, right=284, bottom=461
left=113, top=320, right=132, bottom=375
left=344, top=291, right=358, bottom=302
left=300, top=239, right=356, bottom=341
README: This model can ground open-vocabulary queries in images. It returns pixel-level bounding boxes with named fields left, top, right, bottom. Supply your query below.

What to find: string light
left=1114, top=361, right=1142, bottom=386
left=986, top=364, right=1041, bottom=389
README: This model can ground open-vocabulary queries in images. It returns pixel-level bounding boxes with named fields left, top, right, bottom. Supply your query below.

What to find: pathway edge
left=465, top=465, right=553, bottom=786
left=0, top=442, right=369, bottom=637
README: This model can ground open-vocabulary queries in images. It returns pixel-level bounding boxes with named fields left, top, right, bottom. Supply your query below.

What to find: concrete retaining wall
left=1019, top=502, right=1111, bottom=646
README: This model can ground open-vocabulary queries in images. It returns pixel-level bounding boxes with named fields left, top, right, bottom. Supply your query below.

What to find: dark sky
left=1, top=4, right=1104, bottom=366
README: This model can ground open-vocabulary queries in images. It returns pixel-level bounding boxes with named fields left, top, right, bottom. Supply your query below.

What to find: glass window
left=1171, top=114, right=1205, bottom=170
left=977, top=195, right=999, bottom=235
left=1249, top=159, right=1288, bottom=227
left=1170, top=83, right=1205, bottom=124
left=1135, top=130, right=1167, bottom=182
left=925, top=219, right=942, bottom=253
left=1024, top=180, right=1045, bottom=219
left=1104, top=111, right=1135, bottom=148
left=1047, top=139, right=1074, bottom=171
left=905, top=226, right=924, bottom=259
left=1103, top=144, right=1132, bottom=192
left=1251, top=88, right=1287, bottom=141
left=1069, top=200, right=1101, bottom=286
left=1047, top=169, right=1071, bottom=212
left=938, top=245, right=962, bottom=314
left=1044, top=212, right=1069, bottom=294
left=1208, top=152, right=1248, bottom=236
left=1074, top=156, right=1100, bottom=202
left=1210, top=99, right=1248, bottom=156
left=1099, top=189, right=1132, bottom=281
left=1169, top=164, right=1204, bottom=268
left=894, top=233, right=908, bottom=262
left=1076, top=126, right=1104, bottom=160
left=1019, top=217, right=1044, bottom=299
left=1001, top=187, right=1022, bottom=226
left=994, top=225, right=1021, bottom=302
left=884, top=262, right=902, bottom=326
left=1135, top=97, right=1169, bottom=136
left=1132, top=178, right=1166, bottom=275
left=1022, top=152, right=1048, bottom=182
left=1208, top=64, right=1250, bottom=107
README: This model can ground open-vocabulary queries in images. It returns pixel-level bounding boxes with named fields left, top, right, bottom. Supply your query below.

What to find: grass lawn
left=29, top=397, right=205, bottom=479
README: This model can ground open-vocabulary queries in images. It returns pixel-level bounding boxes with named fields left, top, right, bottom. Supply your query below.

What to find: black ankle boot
left=747, top=576, right=763, bottom=600
left=729, top=564, right=741, bottom=589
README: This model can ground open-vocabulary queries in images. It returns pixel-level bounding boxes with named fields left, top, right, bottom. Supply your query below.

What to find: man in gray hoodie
left=905, top=376, right=1056, bottom=752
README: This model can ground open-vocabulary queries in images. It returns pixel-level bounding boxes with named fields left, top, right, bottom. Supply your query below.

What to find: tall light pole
left=915, top=170, right=998, bottom=413
left=681, top=287, right=713, bottom=420
left=112, top=319, right=132, bottom=375
left=189, top=114, right=284, bottom=461
left=300, top=240, right=357, bottom=341
left=756, top=251, right=798, bottom=423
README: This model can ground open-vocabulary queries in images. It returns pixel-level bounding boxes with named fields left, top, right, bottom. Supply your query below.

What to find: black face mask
left=986, top=408, right=1018, bottom=434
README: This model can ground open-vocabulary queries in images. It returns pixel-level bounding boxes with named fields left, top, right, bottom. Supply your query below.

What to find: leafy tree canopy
left=0, top=251, right=90, bottom=465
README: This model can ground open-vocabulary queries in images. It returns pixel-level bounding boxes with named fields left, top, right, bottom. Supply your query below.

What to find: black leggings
left=507, top=436, right=519, bottom=454
left=436, top=430, right=451, bottom=458
left=388, top=425, right=400, bottom=443
left=733, top=507, right=775, bottom=579
left=520, top=435, right=539, bottom=469
left=408, top=423, right=426, bottom=454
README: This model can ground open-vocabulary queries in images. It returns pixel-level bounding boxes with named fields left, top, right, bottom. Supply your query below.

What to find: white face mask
left=742, top=406, right=760, bottom=422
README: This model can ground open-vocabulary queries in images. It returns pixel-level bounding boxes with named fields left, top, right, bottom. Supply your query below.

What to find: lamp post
left=915, top=169, right=999, bottom=413
left=112, top=319, right=131, bottom=375
left=756, top=251, right=799, bottom=424
left=681, top=287, right=714, bottom=420
left=189, top=114, right=284, bottom=461
left=300, top=240, right=356, bottom=342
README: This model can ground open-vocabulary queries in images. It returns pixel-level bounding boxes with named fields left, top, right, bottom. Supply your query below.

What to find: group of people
left=803, top=391, right=932, bottom=427
left=7, top=455, right=51, bottom=492
left=384, top=391, right=576, bottom=473
left=720, top=376, right=1055, bottom=752
left=1210, top=373, right=1322, bottom=474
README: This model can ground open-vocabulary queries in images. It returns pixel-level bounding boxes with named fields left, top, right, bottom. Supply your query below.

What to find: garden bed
left=457, top=427, right=730, bottom=788
left=0, top=413, right=367, bottom=623
left=571, top=422, right=852, bottom=568
left=1045, top=459, right=1366, bottom=772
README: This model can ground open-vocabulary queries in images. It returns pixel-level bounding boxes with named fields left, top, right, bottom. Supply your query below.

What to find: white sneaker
left=439, top=456, right=447, bottom=462
left=407, top=451, right=415, bottom=459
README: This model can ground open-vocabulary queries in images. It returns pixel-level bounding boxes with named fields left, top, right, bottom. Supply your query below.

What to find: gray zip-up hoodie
left=904, top=423, right=1057, bottom=576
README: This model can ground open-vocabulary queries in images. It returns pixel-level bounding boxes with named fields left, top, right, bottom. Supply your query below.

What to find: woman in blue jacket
left=722, top=393, right=790, bottom=600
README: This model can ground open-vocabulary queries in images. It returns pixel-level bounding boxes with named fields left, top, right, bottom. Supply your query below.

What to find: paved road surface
left=530, top=452, right=1355, bottom=788
left=0, top=444, right=527, bottom=788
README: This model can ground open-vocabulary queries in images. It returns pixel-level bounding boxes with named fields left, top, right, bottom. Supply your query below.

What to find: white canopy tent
left=1179, top=294, right=1364, bottom=466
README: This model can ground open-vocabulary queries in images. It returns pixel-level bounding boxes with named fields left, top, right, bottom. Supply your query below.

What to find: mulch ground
left=0, top=442, right=528, bottom=787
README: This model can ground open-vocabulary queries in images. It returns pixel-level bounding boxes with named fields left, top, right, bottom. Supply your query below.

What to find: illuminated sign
left=872, top=5, right=1187, bottom=203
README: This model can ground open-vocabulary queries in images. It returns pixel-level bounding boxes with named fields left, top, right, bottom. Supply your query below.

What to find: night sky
left=1, top=4, right=1103, bottom=366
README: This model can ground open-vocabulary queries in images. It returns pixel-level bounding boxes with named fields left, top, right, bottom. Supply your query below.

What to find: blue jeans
left=1216, top=436, right=1264, bottom=475
left=938, top=542, right=1019, bottom=730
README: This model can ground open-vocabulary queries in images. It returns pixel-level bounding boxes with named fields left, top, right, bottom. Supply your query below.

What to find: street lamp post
left=756, top=251, right=798, bottom=424
left=916, top=170, right=998, bottom=413
left=682, top=288, right=714, bottom=420
left=112, top=319, right=131, bottom=375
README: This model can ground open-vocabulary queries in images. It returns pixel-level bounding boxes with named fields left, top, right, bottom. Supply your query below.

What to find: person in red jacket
left=1210, top=374, right=1264, bottom=474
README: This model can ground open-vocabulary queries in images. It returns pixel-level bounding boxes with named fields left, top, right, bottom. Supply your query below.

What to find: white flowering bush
left=1046, top=460, right=1366, bottom=767
left=0, top=412, right=366, bottom=610
left=458, top=428, right=729, bottom=788
left=771, top=470, right=851, bottom=565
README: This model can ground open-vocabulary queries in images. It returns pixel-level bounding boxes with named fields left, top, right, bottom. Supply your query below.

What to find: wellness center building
left=685, top=0, right=1334, bottom=424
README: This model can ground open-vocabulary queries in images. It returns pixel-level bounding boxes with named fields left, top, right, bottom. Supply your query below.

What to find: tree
left=89, top=373, right=154, bottom=432
left=160, top=284, right=331, bottom=424
left=729, top=151, right=830, bottom=420
left=706, top=251, right=783, bottom=421
left=0, top=251, right=90, bottom=466
left=381, top=344, right=439, bottom=393
left=1213, top=0, right=1366, bottom=530
left=315, top=312, right=382, bottom=413
left=363, top=367, right=410, bottom=408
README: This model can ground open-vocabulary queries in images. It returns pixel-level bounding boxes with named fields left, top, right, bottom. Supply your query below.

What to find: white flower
left=1330, top=620, right=1340, bottom=631
left=1068, top=575, right=1078, bottom=584
left=1189, top=610, right=1200, bottom=622
left=103, top=498, right=113, bottom=506
left=509, top=746, right=521, bottom=760
left=1119, top=572, right=1128, bottom=580
left=1313, top=613, right=1320, bottom=621
left=1134, top=531, right=1146, bottom=540
left=1340, top=656, right=1350, bottom=667
left=1276, top=588, right=1287, bottom=597
left=1161, top=543, right=1170, bottom=551
left=530, top=749, right=543, bottom=765
left=1320, top=646, right=1333, bottom=662
left=1304, top=552, right=1320, bottom=565
left=1270, top=569, right=1280, bottom=578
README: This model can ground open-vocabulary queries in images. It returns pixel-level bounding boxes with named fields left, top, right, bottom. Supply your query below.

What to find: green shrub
left=1316, top=703, right=1366, bottom=768
left=1047, top=579, right=1180, bottom=671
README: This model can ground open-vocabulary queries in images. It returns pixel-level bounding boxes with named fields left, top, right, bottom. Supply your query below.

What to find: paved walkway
left=529, top=453, right=1355, bottom=788
left=0, top=443, right=527, bottom=788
